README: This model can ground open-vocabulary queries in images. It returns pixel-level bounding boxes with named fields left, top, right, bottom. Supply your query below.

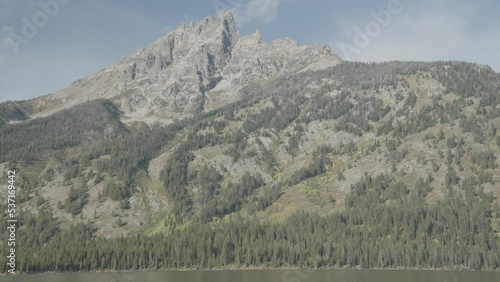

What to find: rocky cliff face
left=25, top=11, right=341, bottom=124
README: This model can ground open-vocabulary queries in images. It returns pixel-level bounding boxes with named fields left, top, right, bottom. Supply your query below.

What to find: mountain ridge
left=7, top=11, right=340, bottom=125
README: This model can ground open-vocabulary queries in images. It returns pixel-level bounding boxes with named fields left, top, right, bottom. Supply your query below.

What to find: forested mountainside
left=0, top=60, right=499, bottom=273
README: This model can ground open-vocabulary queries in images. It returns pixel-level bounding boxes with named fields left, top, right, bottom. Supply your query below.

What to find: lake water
left=2, top=270, right=500, bottom=282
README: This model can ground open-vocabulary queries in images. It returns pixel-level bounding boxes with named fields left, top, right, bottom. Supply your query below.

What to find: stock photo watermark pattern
left=1, top=1, right=497, bottom=281
left=107, top=272, right=137, bottom=282
left=2, top=0, right=70, bottom=54
left=211, top=0, right=412, bottom=62
left=336, top=0, right=419, bottom=61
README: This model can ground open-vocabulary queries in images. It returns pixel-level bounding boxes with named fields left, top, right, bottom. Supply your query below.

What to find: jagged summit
left=25, top=11, right=341, bottom=124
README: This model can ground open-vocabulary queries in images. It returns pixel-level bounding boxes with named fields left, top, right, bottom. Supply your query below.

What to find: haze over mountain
left=0, top=11, right=499, bottom=274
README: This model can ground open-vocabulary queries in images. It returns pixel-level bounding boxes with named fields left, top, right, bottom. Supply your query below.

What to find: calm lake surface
left=3, top=270, right=500, bottom=282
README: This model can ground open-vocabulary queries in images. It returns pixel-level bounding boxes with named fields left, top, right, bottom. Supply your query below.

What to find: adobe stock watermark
left=282, top=269, right=317, bottom=282
left=281, top=268, right=459, bottom=282
left=5, top=0, right=71, bottom=54
left=337, top=0, right=415, bottom=61
left=282, top=269, right=360, bottom=282
left=212, top=0, right=241, bottom=15
left=107, top=272, right=138, bottom=282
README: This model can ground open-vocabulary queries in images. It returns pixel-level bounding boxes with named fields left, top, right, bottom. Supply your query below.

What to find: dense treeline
left=59, top=120, right=187, bottom=209
left=0, top=99, right=126, bottom=164
left=159, top=129, right=224, bottom=219
left=1, top=60, right=500, bottom=275
left=64, top=180, right=88, bottom=215
left=290, top=145, right=333, bottom=185
left=315, top=61, right=500, bottom=101
left=317, top=62, right=500, bottom=144
left=1, top=173, right=498, bottom=273
left=0, top=101, right=29, bottom=125
left=198, top=172, right=265, bottom=222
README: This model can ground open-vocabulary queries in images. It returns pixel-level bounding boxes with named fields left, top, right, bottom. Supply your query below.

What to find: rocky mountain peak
left=27, top=11, right=341, bottom=124
left=179, top=10, right=237, bottom=40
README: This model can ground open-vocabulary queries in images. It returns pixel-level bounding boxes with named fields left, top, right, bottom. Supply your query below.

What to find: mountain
left=11, top=11, right=340, bottom=124
left=0, top=12, right=499, bottom=273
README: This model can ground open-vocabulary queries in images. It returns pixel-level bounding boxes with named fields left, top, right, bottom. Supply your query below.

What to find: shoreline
left=3, top=266, right=500, bottom=276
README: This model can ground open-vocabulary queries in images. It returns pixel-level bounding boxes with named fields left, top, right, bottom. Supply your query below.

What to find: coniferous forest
left=0, top=61, right=499, bottom=273
left=1, top=173, right=499, bottom=272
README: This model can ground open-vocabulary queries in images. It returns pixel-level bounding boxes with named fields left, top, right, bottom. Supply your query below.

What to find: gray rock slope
left=29, top=11, right=341, bottom=123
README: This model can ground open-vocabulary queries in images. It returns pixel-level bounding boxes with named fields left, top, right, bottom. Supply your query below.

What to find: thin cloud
left=235, top=0, right=288, bottom=24
left=1, top=37, right=11, bottom=49
left=330, top=0, right=500, bottom=71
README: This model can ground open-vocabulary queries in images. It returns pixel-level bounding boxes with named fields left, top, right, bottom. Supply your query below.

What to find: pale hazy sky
left=1, top=0, right=499, bottom=101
